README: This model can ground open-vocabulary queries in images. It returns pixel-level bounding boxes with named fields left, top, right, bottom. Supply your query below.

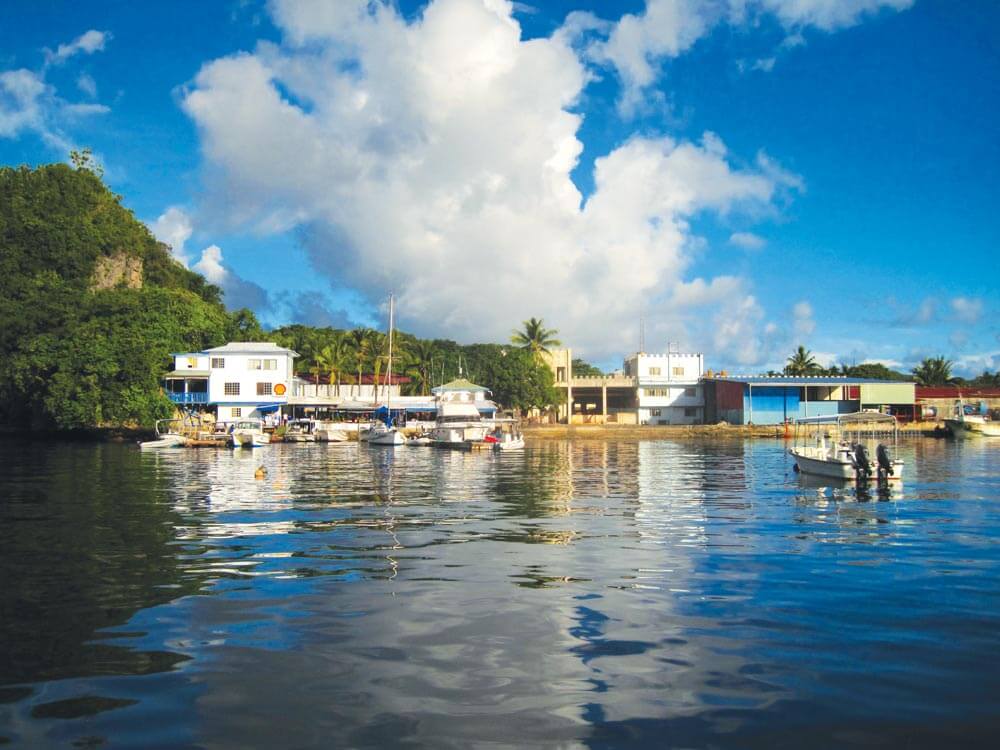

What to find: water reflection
left=0, top=437, right=998, bottom=748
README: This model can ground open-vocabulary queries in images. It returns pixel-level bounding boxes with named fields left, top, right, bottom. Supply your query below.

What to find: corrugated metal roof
left=431, top=378, right=490, bottom=393
left=164, top=370, right=210, bottom=378
left=707, top=376, right=913, bottom=386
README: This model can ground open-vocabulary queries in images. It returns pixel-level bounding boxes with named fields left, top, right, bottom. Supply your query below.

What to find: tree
left=572, top=358, right=602, bottom=377
left=785, top=345, right=821, bottom=376
left=912, top=356, right=957, bottom=386
left=511, top=317, right=561, bottom=361
left=404, top=339, right=437, bottom=396
left=463, top=344, right=559, bottom=411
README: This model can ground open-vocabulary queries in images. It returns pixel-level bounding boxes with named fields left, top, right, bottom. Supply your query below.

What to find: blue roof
left=708, top=376, right=913, bottom=386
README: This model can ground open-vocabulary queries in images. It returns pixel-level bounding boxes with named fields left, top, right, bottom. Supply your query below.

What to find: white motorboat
left=488, top=419, right=525, bottom=450
left=944, top=398, right=1000, bottom=438
left=314, top=422, right=350, bottom=442
left=789, top=412, right=903, bottom=482
left=284, top=418, right=317, bottom=442
left=231, top=419, right=271, bottom=448
left=139, top=419, right=188, bottom=449
left=364, top=294, right=406, bottom=447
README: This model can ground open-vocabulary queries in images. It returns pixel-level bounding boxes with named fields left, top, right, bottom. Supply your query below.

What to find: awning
left=256, top=403, right=283, bottom=414
left=164, top=370, right=210, bottom=378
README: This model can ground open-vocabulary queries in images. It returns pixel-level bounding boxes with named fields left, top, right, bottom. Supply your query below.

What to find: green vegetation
left=0, top=162, right=260, bottom=429
left=911, top=356, right=957, bottom=386
left=572, top=358, right=603, bottom=377
left=511, top=317, right=561, bottom=360
left=784, top=345, right=821, bottom=376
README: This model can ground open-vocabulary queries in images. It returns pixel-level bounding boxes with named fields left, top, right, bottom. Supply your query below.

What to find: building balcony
left=167, top=392, right=209, bottom=405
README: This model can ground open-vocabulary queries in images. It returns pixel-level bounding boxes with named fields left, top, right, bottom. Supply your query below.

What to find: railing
left=167, top=392, right=209, bottom=404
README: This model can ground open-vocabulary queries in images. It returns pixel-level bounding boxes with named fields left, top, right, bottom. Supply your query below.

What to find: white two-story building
left=164, top=342, right=298, bottom=423
left=623, top=349, right=705, bottom=425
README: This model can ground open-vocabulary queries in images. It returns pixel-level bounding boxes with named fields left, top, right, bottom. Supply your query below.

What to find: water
left=1, top=437, right=998, bottom=748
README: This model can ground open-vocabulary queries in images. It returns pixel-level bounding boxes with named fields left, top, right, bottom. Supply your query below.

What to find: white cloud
left=792, top=300, right=815, bottom=337
left=181, top=0, right=803, bottom=363
left=149, top=206, right=194, bottom=265
left=951, top=296, right=983, bottom=324
left=580, top=0, right=913, bottom=105
left=193, top=244, right=270, bottom=310
left=76, top=72, right=97, bottom=98
left=46, top=30, right=111, bottom=65
left=729, top=231, right=765, bottom=250
left=1, top=31, right=111, bottom=153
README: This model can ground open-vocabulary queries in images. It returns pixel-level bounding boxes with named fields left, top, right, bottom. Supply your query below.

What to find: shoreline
left=522, top=421, right=948, bottom=440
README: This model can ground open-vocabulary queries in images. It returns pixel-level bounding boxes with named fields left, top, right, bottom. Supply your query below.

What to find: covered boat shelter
left=702, top=376, right=915, bottom=425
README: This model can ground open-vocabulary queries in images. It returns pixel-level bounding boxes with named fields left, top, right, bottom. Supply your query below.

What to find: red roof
left=916, top=386, right=1000, bottom=399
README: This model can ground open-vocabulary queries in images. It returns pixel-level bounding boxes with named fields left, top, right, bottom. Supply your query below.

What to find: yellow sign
left=274, top=383, right=287, bottom=395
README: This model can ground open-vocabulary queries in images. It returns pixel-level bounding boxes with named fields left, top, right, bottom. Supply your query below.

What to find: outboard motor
left=852, top=443, right=871, bottom=484
left=876, top=443, right=894, bottom=488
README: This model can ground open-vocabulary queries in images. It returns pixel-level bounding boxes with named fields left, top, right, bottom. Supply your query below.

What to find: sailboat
left=365, top=294, right=407, bottom=446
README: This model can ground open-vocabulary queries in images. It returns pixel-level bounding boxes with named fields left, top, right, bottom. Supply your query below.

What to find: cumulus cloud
left=149, top=206, right=194, bottom=265
left=193, top=244, right=270, bottom=311
left=180, top=0, right=805, bottom=363
left=729, top=231, right=765, bottom=250
left=951, top=296, right=983, bottom=324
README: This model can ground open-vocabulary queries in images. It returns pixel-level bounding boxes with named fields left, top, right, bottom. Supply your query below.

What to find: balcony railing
left=167, top=392, right=209, bottom=404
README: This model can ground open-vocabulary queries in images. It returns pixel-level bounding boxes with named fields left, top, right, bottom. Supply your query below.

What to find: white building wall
left=172, top=353, right=209, bottom=371
left=625, top=351, right=705, bottom=425
left=206, top=352, right=294, bottom=404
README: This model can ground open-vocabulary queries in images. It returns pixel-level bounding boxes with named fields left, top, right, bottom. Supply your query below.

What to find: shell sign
left=274, top=383, right=287, bottom=396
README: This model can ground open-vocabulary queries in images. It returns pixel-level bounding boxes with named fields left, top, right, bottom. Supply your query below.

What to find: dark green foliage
left=572, top=358, right=603, bottom=377
left=0, top=163, right=247, bottom=429
left=837, top=362, right=910, bottom=381
left=911, top=356, right=957, bottom=386
left=462, top=345, right=559, bottom=411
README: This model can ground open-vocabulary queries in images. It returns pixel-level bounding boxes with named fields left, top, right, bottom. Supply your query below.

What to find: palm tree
left=785, top=345, right=821, bottom=376
left=511, top=317, right=561, bottom=361
left=349, top=328, right=374, bottom=398
left=912, top=356, right=956, bottom=386
left=404, top=340, right=437, bottom=395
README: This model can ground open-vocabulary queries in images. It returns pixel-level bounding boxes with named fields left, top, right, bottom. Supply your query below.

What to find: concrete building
left=165, top=342, right=298, bottom=422
left=543, top=349, right=638, bottom=424
left=702, top=375, right=916, bottom=425
left=624, top=350, right=705, bottom=425
left=915, top=386, right=1000, bottom=421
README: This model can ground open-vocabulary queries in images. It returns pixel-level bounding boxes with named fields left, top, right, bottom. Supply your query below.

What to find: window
left=232, top=407, right=242, bottom=418
left=650, top=408, right=661, bottom=417
left=684, top=407, right=697, bottom=417
left=224, top=382, right=240, bottom=396
left=211, top=357, right=225, bottom=369
left=257, top=382, right=273, bottom=396
left=249, top=359, right=278, bottom=370
left=673, top=367, right=684, bottom=376
left=186, top=357, right=198, bottom=368
left=556, top=367, right=566, bottom=382
left=684, top=387, right=696, bottom=397
left=264, top=359, right=277, bottom=370
left=649, top=367, right=661, bottom=375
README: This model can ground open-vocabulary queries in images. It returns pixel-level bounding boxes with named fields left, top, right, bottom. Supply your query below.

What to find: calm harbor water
left=1, top=437, right=998, bottom=748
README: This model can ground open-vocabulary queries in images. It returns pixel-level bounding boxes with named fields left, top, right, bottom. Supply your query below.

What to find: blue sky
left=1, top=0, right=997, bottom=375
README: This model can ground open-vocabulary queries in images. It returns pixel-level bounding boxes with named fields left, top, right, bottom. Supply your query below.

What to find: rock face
left=91, top=252, right=143, bottom=291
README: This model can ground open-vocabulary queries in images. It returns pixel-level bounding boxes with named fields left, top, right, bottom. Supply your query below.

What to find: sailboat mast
left=386, top=294, right=394, bottom=410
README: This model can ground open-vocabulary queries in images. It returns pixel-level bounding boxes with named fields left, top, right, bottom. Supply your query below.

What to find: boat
left=139, top=419, right=188, bottom=449
left=487, top=419, right=525, bottom=450
left=789, top=412, right=903, bottom=482
left=314, top=421, right=350, bottom=443
left=944, top=397, right=1000, bottom=438
left=364, top=294, right=406, bottom=446
left=284, top=418, right=317, bottom=442
left=429, top=378, right=494, bottom=448
left=231, top=419, right=271, bottom=448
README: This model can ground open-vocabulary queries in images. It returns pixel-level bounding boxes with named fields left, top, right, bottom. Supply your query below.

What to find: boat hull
left=945, top=418, right=1000, bottom=438
left=366, top=426, right=406, bottom=445
left=232, top=432, right=270, bottom=448
left=790, top=448, right=902, bottom=482
left=139, top=434, right=187, bottom=449
left=315, top=429, right=349, bottom=443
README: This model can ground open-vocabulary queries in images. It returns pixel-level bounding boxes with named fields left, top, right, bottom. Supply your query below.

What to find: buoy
left=254, top=466, right=267, bottom=480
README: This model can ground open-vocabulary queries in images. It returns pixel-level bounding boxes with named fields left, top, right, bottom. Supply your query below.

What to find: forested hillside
left=0, top=162, right=261, bottom=429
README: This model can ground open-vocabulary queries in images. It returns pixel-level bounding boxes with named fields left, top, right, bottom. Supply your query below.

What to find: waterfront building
left=165, top=342, right=297, bottom=422
left=624, top=349, right=705, bottom=425
left=543, top=349, right=638, bottom=424
left=701, top=375, right=916, bottom=425
left=914, top=385, right=1000, bottom=421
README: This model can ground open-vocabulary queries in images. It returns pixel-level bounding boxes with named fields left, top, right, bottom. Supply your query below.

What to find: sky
left=1, top=0, right=997, bottom=375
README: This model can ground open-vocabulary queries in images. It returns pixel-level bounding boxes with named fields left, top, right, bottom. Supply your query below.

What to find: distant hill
left=0, top=162, right=260, bottom=430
